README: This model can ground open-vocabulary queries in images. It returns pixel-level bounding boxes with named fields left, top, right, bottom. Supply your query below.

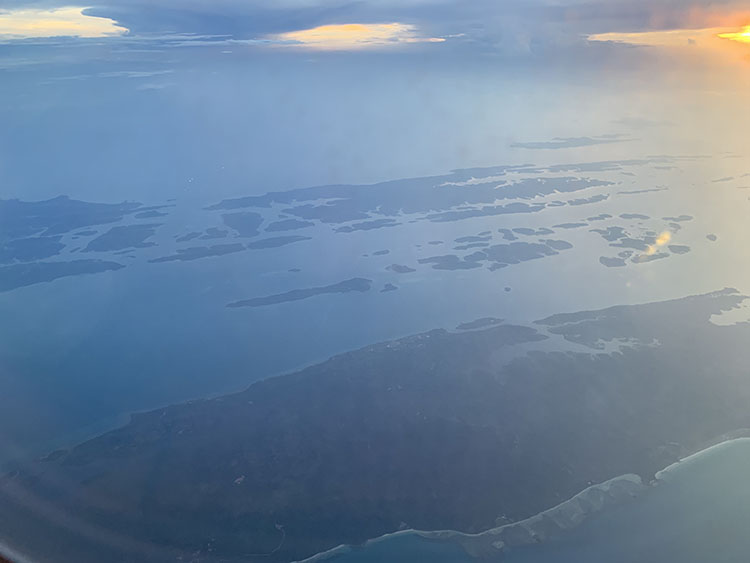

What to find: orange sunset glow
left=718, top=25, right=750, bottom=43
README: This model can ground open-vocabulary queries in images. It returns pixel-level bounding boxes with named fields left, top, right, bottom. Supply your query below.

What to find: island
left=2, top=290, right=750, bottom=563
left=227, top=278, right=373, bottom=308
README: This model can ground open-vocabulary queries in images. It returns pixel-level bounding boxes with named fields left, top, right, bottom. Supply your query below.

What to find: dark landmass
left=176, top=232, right=202, bottom=243
left=73, top=230, right=98, bottom=237
left=0, top=236, right=64, bottom=264
left=246, top=236, right=311, bottom=250
left=222, top=212, right=263, bottom=238
left=454, top=242, right=490, bottom=251
left=380, top=283, right=398, bottom=293
left=419, top=240, right=571, bottom=271
left=599, top=256, right=627, bottom=268
left=426, top=202, right=545, bottom=223
left=668, top=245, right=691, bottom=255
left=201, top=168, right=611, bottom=235
left=552, top=222, right=587, bottom=229
left=540, top=239, right=574, bottom=251
left=591, top=225, right=682, bottom=260
left=586, top=213, right=612, bottom=221
left=265, top=219, right=315, bottom=232
left=544, top=158, right=663, bottom=173
left=663, top=215, right=693, bottom=222
left=511, top=135, right=626, bottom=150
left=498, top=229, right=518, bottom=241
left=135, top=210, right=168, bottom=219
left=617, top=187, right=667, bottom=195
left=0, top=259, right=125, bottom=292
left=455, top=317, right=503, bottom=330
left=591, top=226, right=627, bottom=242
left=707, top=234, right=718, bottom=241
left=335, top=219, right=398, bottom=233
left=418, top=254, right=484, bottom=270
left=619, top=213, right=649, bottom=220
left=5, top=290, right=750, bottom=563
left=482, top=241, right=567, bottom=265
left=567, top=194, right=609, bottom=206
left=288, top=268, right=302, bottom=273
left=207, top=173, right=608, bottom=225
left=614, top=238, right=651, bottom=251
left=0, top=196, right=141, bottom=241
left=632, top=252, right=670, bottom=264
left=454, top=235, right=491, bottom=244
left=512, top=227, right=554, bottom=236
left=372, top=250, right=390, bottom=256
left=227, top=278, right=372, bottom=308
left=149, top=244, right=246, bottom=263
left=428, top=240, right=443, bottom=245
left=281, top=203, right=369, bottom=224
left=201, top=228, right=228, bottom=240
left=387, top=264, right=416, bottom=274
left=135, top=205, right=173, bottom=213
left=84, top=224, right=161, bottom=253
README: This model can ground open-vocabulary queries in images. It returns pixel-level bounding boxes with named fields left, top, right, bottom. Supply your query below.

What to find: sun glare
left=718, top=25, right=750, bottom=44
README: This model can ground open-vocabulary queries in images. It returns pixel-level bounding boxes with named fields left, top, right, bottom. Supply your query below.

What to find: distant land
left=227, top=278, right=373, bottom=308
left=0, top=157, right=715, bottom=294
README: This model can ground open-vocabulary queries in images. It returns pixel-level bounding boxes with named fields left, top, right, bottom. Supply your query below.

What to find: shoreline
left=293, top=474, right=646, bottom=563
left=4, top=318, right=554, bottom=471
left=294, top=434, right=750, bottom=563
left=655, top=434, right=750, bottom=481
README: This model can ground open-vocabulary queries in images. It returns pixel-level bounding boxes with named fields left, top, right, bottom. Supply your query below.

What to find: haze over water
left=1, top=2, right=750, bottom=561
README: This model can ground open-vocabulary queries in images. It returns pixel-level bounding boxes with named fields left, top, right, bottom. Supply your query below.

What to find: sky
left=0, top=0, right=748, bottom=202
left=1, top=0, right=749, bottom=49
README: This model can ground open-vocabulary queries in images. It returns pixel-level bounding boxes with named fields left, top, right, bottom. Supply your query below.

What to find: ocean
left=329, top=439, right=750, bottom=563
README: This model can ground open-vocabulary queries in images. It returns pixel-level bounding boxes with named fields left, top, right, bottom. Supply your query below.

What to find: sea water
left=331, top=439, right=750, bottom=563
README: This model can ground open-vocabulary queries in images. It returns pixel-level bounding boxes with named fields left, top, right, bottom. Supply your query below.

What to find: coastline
left=6, top=287, right=750, bottom=563
left=294, top=434, right=750, bottom=563
left=293, top=474, right=646, bottom=563
left=1, top=325, right=491, bottom=470
left=655, top=435, right=750, bottom=482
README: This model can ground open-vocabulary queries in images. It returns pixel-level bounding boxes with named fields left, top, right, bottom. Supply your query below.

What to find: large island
left=2, top=289, right=750, bottom=562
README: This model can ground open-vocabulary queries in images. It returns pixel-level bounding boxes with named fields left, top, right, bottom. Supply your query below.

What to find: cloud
left=0, top=0, right=747, bottom=64
left=588, top=26, right=724, bottom=47
left=271, top=22, right=445, bottom=50
left=0, top=6, right=127, bottom=38
left=587, top=22, right=750, bottom=64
